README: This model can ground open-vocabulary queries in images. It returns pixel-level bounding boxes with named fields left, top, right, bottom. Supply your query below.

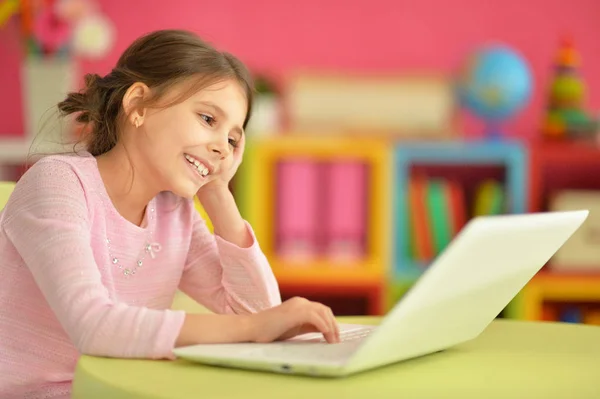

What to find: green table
left=72, top=317, right=600, bottom=398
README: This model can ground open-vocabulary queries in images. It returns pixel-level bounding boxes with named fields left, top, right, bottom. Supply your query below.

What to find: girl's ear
left=123, top=82, right=151, bottom=128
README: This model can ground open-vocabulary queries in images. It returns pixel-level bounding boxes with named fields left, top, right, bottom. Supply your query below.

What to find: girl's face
left=132, top=79, right=247, bottom=199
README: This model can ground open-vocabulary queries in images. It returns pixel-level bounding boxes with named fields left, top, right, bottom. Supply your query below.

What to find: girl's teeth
left=186, top=154, right=210, bottom=177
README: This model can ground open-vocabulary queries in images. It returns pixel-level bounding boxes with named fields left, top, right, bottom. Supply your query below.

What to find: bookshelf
left=237, top=135, right=392, bottom=315
left=507, top=141, right=600, bottom=324
left=392, top=140, right=528, bottom=286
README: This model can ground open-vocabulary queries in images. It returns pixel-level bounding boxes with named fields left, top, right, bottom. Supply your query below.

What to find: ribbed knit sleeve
left=1, top=159, right=185, bottom=359
left=178, top=211, right=281, bottom=314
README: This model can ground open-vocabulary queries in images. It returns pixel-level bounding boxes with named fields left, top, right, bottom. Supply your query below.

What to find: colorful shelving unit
left=390, top=140, right=528, bottom=309
left=234, top=136, right=600, bottom=323
left=236, top=135, right=392, bottom=315
left=514, top=274, right=600, bottom=323
left=506, top=141, right=600, bottom=323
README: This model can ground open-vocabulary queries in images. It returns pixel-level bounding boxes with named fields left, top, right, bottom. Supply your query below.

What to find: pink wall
left=2, top=0, right=600, bottom=139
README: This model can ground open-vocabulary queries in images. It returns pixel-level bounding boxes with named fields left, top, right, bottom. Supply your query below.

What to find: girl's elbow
left=70, top=325, right=117, bottom=357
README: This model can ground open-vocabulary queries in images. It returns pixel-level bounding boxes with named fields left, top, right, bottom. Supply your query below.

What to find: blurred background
left=1, top=0, right=600, bottom=324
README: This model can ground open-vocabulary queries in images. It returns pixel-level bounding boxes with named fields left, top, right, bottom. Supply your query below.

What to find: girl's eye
left=199, top=114, right=216, bottom=126
left=228, top=138, right=238, bottom=148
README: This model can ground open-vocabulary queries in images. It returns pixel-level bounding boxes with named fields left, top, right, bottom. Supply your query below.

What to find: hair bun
left=58, top=73, right=103, bottom=125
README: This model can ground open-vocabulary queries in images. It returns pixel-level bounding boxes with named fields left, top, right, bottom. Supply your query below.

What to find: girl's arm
left=2, top=160, right=330, bottom=355
left=197, top=186, right=252, bottom=248
left=177, top=187, right=281, bottom=315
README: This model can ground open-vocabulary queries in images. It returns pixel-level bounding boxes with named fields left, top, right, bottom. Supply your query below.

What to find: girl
left=0, top=29, right=339, bottom=399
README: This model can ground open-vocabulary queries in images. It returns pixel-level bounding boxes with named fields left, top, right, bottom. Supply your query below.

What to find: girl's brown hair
left=57, top=29, right=254, bottom=156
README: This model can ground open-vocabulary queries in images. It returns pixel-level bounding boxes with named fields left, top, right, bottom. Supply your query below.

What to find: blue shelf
left=392, top=140, right=528, bottom=281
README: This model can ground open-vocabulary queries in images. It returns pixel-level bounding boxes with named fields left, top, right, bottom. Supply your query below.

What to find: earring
left=134, top=118, right=140, bottom=128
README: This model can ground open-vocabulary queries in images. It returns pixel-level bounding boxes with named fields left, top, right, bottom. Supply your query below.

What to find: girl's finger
left=303, top=307, right=335, bottom=343
left=328, top=307, right=340, bottom=342
left=321, top=305, right=339, bottom=343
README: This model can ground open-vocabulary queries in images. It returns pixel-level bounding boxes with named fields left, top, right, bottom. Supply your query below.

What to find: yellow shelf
left=243, top=136, right=393, bottom=283
left=269, top=256, right=385, bottom=287
left=531, top=274, right=600, bottom=300
left=520, top=273, right=600, bottom=320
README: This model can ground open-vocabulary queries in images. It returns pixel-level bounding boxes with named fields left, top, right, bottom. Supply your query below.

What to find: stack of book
left=408, top=175, right=505, bottom=263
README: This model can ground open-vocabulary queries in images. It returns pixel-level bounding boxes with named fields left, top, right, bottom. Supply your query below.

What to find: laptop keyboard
left=256, top=326, right=376, bottom=362
left=294, top=326, right=375, bottom=343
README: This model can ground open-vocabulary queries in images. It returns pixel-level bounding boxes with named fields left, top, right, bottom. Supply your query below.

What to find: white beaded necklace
left=105, top=205, right=162, bottom=276
left=98, top=186, right=162, bottom=277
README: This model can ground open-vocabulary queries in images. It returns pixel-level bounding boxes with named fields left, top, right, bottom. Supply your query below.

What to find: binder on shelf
left=323, top=161, right=368, bottom=261
left=447, top=179, right=467, bottom=235
left=427, top=179, right=452, bottom=255
left=541, top=302, right=559, bottom=321
left=408, top=175, right=433, bottom=262
left=275, top=159, right=319, bottom=261
left=473, top=179, right=504, bottom=217
left=560, top=307, right=583, bottom=323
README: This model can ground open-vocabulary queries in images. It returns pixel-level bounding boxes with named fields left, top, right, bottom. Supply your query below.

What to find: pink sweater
left=0, top=152, right=281, bottom=398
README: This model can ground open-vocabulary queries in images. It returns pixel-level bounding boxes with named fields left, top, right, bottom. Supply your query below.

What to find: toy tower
left=542, top=38, right=595, bottom=140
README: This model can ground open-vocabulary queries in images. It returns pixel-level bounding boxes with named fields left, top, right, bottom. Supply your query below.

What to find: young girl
left=0, top=29, right=339, bottom=398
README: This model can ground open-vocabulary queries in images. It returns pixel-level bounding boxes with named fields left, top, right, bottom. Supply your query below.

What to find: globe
left=458, top=45, right=533, bottom=139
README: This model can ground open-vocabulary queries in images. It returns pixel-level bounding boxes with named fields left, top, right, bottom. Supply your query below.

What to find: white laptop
left=174, top=210, right=588, bottom=377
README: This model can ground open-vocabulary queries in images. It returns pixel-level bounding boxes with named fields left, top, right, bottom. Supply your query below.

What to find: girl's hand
left=193, top=134, right=250, bottom=248
left=198, top=134, right=245, bottom=194
left=174, top=297, right=340, bottom=348
left=248, top=297, right=341, bottom=343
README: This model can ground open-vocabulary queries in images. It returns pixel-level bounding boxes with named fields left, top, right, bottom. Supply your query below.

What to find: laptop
left=174, top=210, right=588, bottom=377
